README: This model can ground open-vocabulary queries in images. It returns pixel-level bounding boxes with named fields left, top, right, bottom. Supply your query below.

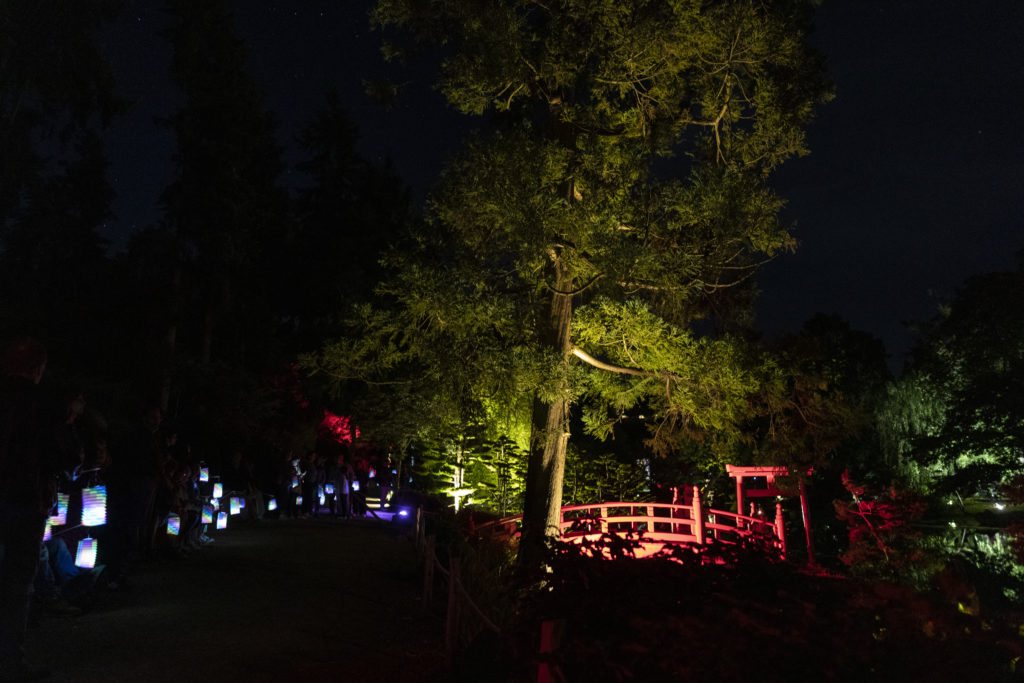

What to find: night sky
left=97, top=0, right=1024, bottom=372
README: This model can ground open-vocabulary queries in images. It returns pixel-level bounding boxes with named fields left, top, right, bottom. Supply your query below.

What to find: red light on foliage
left=320, top=410, right=359, bottom=445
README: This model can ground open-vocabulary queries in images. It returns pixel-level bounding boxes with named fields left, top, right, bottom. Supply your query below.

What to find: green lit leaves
left=572, top=297, right=760, bottom=449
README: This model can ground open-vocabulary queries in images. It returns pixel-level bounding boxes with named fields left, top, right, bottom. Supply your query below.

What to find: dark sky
left=97, top=0, right=1024, bottom=372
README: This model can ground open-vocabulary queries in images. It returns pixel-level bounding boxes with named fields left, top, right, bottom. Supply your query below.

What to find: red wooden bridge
left=477, top=485, right=788, bottom=560
left=475, top=466, right=816, bottom=561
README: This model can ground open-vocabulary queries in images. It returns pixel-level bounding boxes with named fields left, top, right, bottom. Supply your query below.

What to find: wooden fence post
left=423, top=535, right=435, bottom=608
left=538, top=619, right=565, bottom=683
left=692, top=485, right=704, bottom=545
left=446, top=556, right=461, bottom=655
left=774, top=502, right=787, bottom=559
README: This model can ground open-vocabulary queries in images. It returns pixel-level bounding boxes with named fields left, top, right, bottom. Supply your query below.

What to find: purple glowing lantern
left=75, top=537, right=98, bottom=569
left=81, top=486, right=107, bottom=527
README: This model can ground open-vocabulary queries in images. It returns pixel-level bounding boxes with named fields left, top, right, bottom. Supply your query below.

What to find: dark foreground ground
left=29, top=518, right=447, bottom=682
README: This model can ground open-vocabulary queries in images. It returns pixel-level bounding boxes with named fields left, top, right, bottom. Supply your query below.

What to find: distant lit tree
left=886, top=253, right=1024, bottom=498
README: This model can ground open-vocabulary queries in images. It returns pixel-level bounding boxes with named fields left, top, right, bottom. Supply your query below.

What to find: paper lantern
left=81, top=486, right=107, bottom=527
left=325, top=484, right=335, bottom=495
left=295, top=495, right=303, bottom=506
left=369, top=468, right=376, bottom=479
left=75, top=538, right=97, bottom=569
left=267, top=497, right=278, bottom=511
left=210, top=498, right=220, bottom=510
left=238, top=497, right=246, bottom=509
left=319, top=493, right=326, bottom=506
left=352, top=481, right=360, bottom=492
left=291, top=476, right=299, bottom=489
left=199, top=466, right=209, bottom=482
left=213, top=482, right=223, bottom=498
left=202, top=506, right=214, bottom=524
left=167, top=513, right=180, bottom=536
left=43, top=520, right=52, bottom=542
left=229, top=497, right=241, bottom=515
left=217, top=512, right=227, bottom=530
left=50, top=493, right=69, bottom=526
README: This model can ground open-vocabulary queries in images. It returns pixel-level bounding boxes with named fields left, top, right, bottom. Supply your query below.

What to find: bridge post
left=799, top=479, right=815, bottom=565
left=774, top=502, right=787, bottom=558
left=692, top=485, right=704, bottom=545
left=598, top=506, right=608, bottom=534
left=646, top=505, right=654, bottom=535
left=671, top=487, right=682, bottom=535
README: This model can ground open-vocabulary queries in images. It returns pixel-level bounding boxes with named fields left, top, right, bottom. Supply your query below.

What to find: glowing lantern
left=291, top=476, right=299, bottom=489
left=43, top=520, right=52, bottom=542
left=369, top=468, right=376, bottom=479
left=325, top=484, right=335, bottom=495
left=295, top=495, right=303, bottom=506
left=202, top=506, right=214, bottom=524
left=199, top=466, right=209, bottom=482
left=75, top=538, right=97, bottom=569
left=213, top=482, right=223, bottom=498
left=352, top=481, right=360, bottom=492
left=50, top=493, right=69, bottom=526
left=238, top=497, right=246, bottom=509
left=210, top=498, right=220, bottom=510
left=319, top=493, right=326, bottom=506
left=81, top=486, right=107, bottom=527
left=167, top=513, right=180, bottom=536
left=217, top=512, right=227, bottom=530
left=229, top=497, right=241, bottom=515
left=267, top=497, right=278, bottom=512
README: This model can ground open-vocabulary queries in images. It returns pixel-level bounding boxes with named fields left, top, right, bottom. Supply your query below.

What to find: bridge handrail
left=474, top=500, right=783, bottom=550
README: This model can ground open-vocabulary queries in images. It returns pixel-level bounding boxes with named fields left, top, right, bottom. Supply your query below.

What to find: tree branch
left=570, top=344, right=651, bottom=377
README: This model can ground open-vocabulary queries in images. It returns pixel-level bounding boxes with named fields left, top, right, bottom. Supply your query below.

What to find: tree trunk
left=159, top=262, right=182, bottom=414
left=518, top=260, right=573, bottom=571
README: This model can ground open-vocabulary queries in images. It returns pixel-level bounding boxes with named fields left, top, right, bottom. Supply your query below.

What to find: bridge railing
left=475, top=489, right=786, bottom=557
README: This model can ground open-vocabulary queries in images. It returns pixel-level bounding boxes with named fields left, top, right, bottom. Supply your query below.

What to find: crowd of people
left=0, top=336, right=387, bottom=682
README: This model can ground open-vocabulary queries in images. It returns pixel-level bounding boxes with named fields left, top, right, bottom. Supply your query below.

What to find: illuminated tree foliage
left=313, top=0, right=830, bottom=567
left=408, top=427, right=528, bottom=516
left=834, top=470, right=926, bottom=581
left=884, top=253, right=1024, bottom=497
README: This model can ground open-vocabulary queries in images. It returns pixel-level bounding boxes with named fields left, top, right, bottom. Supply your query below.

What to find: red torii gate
left=725, top=465, right=815, bottom=564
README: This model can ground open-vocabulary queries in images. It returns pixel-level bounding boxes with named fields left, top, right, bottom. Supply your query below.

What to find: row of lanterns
left=46, top=476, right=283, bottom=570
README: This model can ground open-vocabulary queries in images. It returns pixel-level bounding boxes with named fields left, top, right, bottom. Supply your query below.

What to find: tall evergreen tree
left=161, top=0, right=288, bottom=370
left=0, top=1, right=124, bottom=369
left=284, top=91, right=412, bottom=351
left=324, top=0, right=831, bottom=567
left=0, top=0, right=123, bottom=232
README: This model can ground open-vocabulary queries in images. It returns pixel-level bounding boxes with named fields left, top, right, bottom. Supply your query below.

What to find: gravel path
left=28, top=518, right=447, bottom=682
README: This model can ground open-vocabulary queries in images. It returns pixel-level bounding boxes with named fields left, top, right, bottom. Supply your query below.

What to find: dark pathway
left=29, top=519, right=447, bottom=682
